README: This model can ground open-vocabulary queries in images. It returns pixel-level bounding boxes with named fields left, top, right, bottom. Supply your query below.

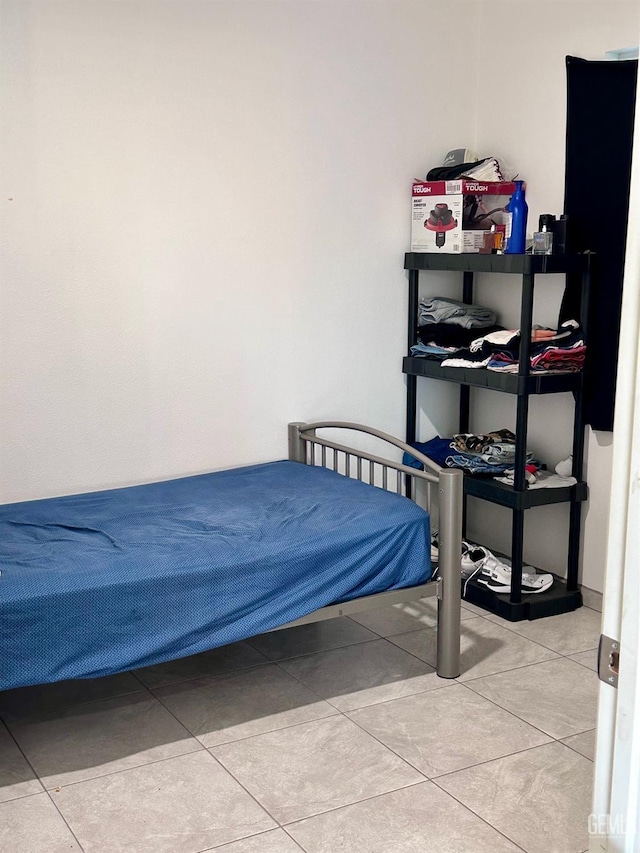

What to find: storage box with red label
left=411, top=180, right=523, bottom=253
left=411, top=181, right=464, bottom=253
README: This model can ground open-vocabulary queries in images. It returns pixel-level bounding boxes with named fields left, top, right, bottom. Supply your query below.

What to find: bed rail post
left=436, top=468, right=463, bottom=678
left=288, top=422, right=307, bottom=464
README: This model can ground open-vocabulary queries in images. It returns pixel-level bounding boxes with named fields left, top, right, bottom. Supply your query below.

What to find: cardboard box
left=411, top=181, right=464, bottom=253
left=411, top=180, right=522, bottom=253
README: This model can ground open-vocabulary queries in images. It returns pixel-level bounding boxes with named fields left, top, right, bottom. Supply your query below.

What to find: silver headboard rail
left=288, top=420, right=442, bottom=491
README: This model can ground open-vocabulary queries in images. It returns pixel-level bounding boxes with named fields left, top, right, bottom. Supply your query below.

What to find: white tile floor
left=0, top=600, right=602, bottom=853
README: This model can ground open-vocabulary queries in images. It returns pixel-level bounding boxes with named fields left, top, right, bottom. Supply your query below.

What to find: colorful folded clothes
left=530, top=344, right=586, bottom=373
left=439, top=319, right=586, bottom=375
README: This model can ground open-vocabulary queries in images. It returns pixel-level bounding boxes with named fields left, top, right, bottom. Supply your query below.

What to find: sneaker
left=460, top=545, right=490, bottom=578
left=478, top=554, right=554, bottom=594
left=433, top=535, right=480, bottom=571
left=431, top=530, right=439, bottom=561
left=555, top=455, right=573, bottom=477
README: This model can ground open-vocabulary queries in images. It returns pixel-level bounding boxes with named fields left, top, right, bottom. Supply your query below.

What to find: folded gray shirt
left=418, top=297, right=497, bottom=329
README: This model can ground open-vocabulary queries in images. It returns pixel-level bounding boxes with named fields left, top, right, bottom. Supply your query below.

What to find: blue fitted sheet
left=0, top=461, right=432, bottom=690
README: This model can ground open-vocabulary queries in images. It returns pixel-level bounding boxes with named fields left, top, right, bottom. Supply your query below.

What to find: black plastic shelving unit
left=404, top=251, right=593, bottom=621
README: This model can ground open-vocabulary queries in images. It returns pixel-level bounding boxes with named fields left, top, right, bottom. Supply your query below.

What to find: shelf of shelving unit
left=404, top=252, right=592, bottom=274
left=402, top=356, right=582, bottom=395
left=463, top=477, right=588, bottom=510
left=461, top=574, right=583, bottom=621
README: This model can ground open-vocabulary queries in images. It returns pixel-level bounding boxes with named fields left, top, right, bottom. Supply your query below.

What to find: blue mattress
left=0, top=461, right=432, bottom=690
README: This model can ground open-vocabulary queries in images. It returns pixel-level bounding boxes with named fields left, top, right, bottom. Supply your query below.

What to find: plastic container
left=504, top=181, right=528, bottom=254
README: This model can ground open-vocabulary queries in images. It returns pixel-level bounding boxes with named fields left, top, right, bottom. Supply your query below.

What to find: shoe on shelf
left=555, top=455, right=573, bottom=477
left=477, top=554, right=554, bottom=594
left=461, top=542, right=554, bottom=594
left=431, top=530, right=439, bottom=561
left=432, top=533, right=481, bottom=569
left=461, top=544, right=490, bottom=578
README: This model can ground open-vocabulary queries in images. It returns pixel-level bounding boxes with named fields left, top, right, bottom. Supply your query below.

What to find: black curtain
left=560, top=56, right=637, bottom=431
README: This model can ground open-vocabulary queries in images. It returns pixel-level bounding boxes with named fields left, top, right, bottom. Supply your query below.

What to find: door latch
left=598, top=634, right=620, bottom=688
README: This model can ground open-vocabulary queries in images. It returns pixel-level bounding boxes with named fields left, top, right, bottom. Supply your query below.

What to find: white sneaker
left=460, top=545, right=490, bottom=578
left=431, top=532, right=474, bottom=564
left=431, top=531, right=439, bottom=561
left=555, top=455, right=573, bottom=477
left=478, top=554, right=554, bottom=594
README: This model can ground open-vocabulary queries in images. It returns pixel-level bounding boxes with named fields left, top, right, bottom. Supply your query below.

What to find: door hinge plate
left=598, top=634, right=620, bottom=688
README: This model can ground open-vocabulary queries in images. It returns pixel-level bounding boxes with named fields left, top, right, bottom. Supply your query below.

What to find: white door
left=589, top=54, right=640, bottom=851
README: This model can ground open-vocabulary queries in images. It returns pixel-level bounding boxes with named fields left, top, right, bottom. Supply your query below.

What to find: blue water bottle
left=505, top=181, right=528, bottom=254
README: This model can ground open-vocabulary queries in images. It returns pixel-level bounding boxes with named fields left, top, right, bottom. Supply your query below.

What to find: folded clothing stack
left=440, top=320, right=585, bottom=373
left=496, top=458, right=578, bottom=489
left=411, top=297, right=502, bottom=361
left=402, top=430, right=541, bottom=477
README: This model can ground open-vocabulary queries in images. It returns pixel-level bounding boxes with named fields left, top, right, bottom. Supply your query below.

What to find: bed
left=0, top=421, right=463, bottom=691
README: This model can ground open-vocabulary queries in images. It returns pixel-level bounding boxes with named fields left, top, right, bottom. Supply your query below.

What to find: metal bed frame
left=278, top=421, right=463, bottom=679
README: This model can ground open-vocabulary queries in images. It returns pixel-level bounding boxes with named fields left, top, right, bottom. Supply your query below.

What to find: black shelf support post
left=405, top=270, right=419, bottom=499
left=459, top=271, right=473, bottom=434
left=509, top=271, right=535, bottom=604
left=567, top=259, right=592, bottom=591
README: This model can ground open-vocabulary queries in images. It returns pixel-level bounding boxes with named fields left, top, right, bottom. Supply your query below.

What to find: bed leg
left=436, top=469, right=463, bottom=678
left=288, top=422, right=307, bottom=464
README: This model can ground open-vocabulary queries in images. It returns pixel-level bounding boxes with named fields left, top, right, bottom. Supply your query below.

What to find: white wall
left=462, top=0, right=639, bottom=592
left=0, top=0, right=479, bottom=502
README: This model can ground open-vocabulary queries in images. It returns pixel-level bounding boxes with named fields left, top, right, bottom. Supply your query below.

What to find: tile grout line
left=0, top=689, right=148, bottom=728
left=199, top=746, right=290, bottom=831
left=386, top=614, right=567, bottom=669
left=453, top=653, right=564, bottom=683
left=0, top=677, right=150, bottom=727
left=338, top=680, right=578, bottom=792
left=204, top=714, right=464, bottom=840
left=429, top=737, right=595, bottom=852
left=0, top=719, right=45, bottom=795
left=245, top=635, right=384, bottom=666
left=267, top=641, right=465, bottom=717
left=150, top=661, right=342, bottom=748
left=455, top=680, right=565, bottom=743
left=43, top=789, right=88, bottom=853
left=280, top=824, right=312, bottom=852
left=38, top=746, right=282, bottom=849
left=459, top=652, right=593, bottom=686
left=429, top=774, right=530, bottom=853
left=1, top=722, right=89, bottom=853
left=558, top=732, right=596, bottom=763
left=474, top=615, right=601, bottom=658
left=36, top=746, right=207, bottom=792
left=131, top=659, right=274, bottom=692
left=431, top=739, right=580, bottom=782
left=281, top=776, right=528, bottom=853
left=343, top=691, right=572, bottom=787
left=196, top=826, right=308, bottom=853
left=278, top=779, right=428, bottom=831
left=459, top=675, right=599, bottom=745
